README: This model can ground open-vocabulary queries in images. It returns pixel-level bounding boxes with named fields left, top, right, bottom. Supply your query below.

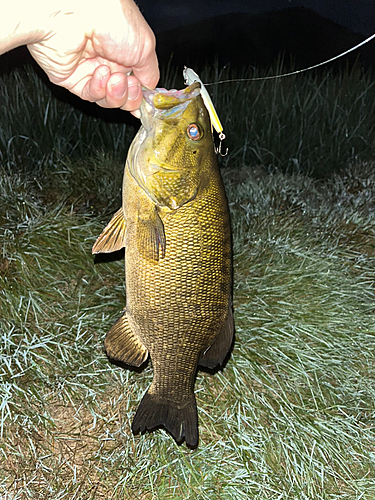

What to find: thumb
left=132, top=50, right=159, bottom=89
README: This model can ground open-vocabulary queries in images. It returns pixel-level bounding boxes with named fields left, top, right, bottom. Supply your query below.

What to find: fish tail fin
left=132, top=390, right=198, bottom=448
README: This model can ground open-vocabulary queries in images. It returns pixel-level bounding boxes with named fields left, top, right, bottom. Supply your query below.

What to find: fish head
left=127, top=82, right=216, bottom=210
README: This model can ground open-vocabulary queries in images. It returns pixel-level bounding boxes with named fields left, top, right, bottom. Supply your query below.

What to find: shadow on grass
left=93, top=248, right=125, bottom=264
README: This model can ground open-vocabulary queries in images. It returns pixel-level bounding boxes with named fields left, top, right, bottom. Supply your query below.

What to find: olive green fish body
left=93, top=83, right=233, bottom=447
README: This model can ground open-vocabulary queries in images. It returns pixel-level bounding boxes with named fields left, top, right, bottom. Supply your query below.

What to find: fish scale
left=93, top=82, right=233, bottom=447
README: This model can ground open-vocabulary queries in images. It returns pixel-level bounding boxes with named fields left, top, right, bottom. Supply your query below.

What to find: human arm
left=0, top=0, right=159, bottom=113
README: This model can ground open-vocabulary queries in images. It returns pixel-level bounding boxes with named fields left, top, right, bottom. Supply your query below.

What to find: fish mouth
left=129, top=82, right=202, bottom=207
left=140, top=82, right=201, bottom=129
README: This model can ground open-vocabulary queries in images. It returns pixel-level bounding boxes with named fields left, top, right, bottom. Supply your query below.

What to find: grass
left=0, top=64, right=136, bottom=174
left=2, top=61, right=375, bottom=178
left=214, top=62, right=375, bottom=177
left=0, top=62, right=375, bottom=498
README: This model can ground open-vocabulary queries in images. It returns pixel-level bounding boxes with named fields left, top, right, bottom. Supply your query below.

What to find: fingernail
left=111, top=75, right=127, bottom=99
left=99, top=67, right=110, bottom=87
left=128, top=82, right=141, bottom=101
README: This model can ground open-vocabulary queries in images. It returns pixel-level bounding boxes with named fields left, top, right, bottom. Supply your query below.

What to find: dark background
left=139, top=0, right=374, bottom=36
left=137, top=0, right=375, bottom=74
left=1, top=2, right=374, bottom=81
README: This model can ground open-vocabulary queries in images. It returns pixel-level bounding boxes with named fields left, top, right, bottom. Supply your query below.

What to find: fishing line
left=184, top=33, right=375, bottom=155
left=203, top=33, right=375, bottom=86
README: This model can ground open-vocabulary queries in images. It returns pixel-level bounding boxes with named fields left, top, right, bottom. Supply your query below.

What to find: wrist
left=0, top=2, right=49, bottom=54
left=0, top=0, right=93, bottom=55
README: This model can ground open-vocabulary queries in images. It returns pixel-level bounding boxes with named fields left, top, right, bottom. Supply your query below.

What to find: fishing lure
left=183, top=67, right=228, bottom=156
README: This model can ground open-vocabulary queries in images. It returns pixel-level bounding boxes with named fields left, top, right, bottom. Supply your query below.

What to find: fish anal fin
left=92, top=208, right=126, bottom=254
left=104, top=310, right=148, bottom=367
left=199, top=303, right=234, bottom=369
left=136, top=209, right=166, bottom=261
left=132, top=390, right=198, bottom=448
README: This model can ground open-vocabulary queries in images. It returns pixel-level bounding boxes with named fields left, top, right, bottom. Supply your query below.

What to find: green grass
left=1, top=158, right=374, bottom=499
left=0, top=65, right=136, bottom=174
left=2, top=62, right=375, bottom=177
left=1, top=63, right=375, bottom=498
left=215, top=62, right=375, bottom=177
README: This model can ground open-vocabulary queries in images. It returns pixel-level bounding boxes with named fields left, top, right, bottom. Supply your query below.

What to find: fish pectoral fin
left=199, top=302, right=234, bottom=369
left=132, top=390, right=198, bottom=448
left=92, top=208, right=127, bottom=254
left=104, top=309, right=148, bottom=367
left=136, top=209, right=166, bottom=261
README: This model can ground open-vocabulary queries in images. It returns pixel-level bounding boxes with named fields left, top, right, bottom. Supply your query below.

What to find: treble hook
left=216, top=132, right=228, bottom=157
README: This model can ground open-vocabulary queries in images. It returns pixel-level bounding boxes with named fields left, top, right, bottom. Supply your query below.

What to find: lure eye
left=187, top=123, right=201, bottom=141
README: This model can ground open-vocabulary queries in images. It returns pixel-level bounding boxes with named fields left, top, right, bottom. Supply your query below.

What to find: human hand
left=26, top=0, right=159, bottom=114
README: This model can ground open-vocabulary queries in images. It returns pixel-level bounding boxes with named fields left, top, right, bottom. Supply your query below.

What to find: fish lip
left=140, top=82, right=201, bottom=128
left=142, top=82, right=201, bottom=107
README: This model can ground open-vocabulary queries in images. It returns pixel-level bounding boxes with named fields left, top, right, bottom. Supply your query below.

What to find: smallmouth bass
left=93, top=82, right=233, bottom=447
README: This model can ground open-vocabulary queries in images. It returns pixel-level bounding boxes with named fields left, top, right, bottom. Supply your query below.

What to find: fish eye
left=187, top=123, right=201, bottom=141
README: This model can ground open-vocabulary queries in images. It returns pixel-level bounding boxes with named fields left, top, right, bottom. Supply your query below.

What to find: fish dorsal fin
left=92, top=208, right=127, bottom=254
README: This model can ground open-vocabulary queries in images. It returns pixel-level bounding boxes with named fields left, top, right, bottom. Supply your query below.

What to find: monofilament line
left=205, top=33, right=375, bottom=86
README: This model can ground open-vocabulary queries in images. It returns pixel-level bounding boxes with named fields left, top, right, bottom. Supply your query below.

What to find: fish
left=92, top=82, right=233, bottom=448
